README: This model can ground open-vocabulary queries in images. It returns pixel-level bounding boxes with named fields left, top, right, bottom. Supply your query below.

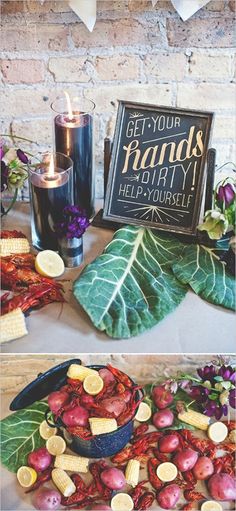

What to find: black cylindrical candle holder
left=51, top=95, right=95, bottom=218
left=29, top=152, right=73, bottom=251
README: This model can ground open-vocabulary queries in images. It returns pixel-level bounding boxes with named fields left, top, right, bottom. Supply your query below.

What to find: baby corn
left=54, top=454, right=89, bottom=473
left=178, top=410, right=210, bottom=431
left=0, top=308, right=28, bottom=343
left=89, top=418, right=118, bottom=435
left=0, top=237, right=30, bottom=256
left=67, top=364, right=97, bottom=381
left=52, top=468, right=76, bottom=497
left=125, top=459, right=140, bottom=487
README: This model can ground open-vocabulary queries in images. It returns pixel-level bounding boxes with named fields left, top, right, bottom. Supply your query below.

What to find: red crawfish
left=94, top=381, right=117, bottom=402
left=66, top=425, right=93, bottom=440
left=106, top=364, right=133, bottom=388
left=1, top=230, right=26, bottom=239
left=138, top=492, right=155, bottom=510
left=182, top=470, right=197, bottom=489
left=2, top=253, right=35, bottom=268
left=1, top=257, right=63, bottom=292
left=111, top=445, right=135, bottom=465
left=117, top=391, right=143, bottom=427
left=89, top=461, right=112, bottom=500
left=222, top=420, right=236, bottom=432
left=180, top=430, right=216, bottom=456
left=213, top=453, right=235, bottom=476
left=1, top=282, right=64, bottom=315
left=71, top=474, right=87, bottom=493
left=130, top=481, right=149, bottom=508
left=147, top=458, right=163, bottom=490
left=184, top=490, right=206, bottom=502
left=62, top=491, right=87, bottom=507
left=133, top=423, right=149, bottom=439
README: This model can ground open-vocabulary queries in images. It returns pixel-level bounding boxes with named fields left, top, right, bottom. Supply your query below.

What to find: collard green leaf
left=0, top=401, right=48, bottom=472
left=171, top=244, right=235, bottom=311
left=74, top=226, right=187, bottom=338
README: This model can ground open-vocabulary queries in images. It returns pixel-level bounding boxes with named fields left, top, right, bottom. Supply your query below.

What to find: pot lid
left=10, top=359, right=81, bottom=411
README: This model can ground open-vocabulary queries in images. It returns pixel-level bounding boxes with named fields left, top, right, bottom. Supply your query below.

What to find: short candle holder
left=29, top=152, right=73, bottom=251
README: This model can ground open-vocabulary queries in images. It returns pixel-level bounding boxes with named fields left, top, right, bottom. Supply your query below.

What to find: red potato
left=192, top=456, right=214, bottom=480
left=152, top=386, right=174, bottom=409
left=101, top=467, right=126, bottom=490
left=159, top=434, right=180, bottom=453
left=33, top=488, right=61, bottom=510
left=99, top=368, right=115, bottom=385
left=173, top=448, right=198, bottom=472
left=62, top=405, right=89, bottom=427
left=80, top=394, right=95, bottom=407
left=157, top=483, right=180, bottom=509
left=28, top=448, right=52, bottom=472
left=100, top=397, right=126, bottom=418
left=153, top=409, right=174, bottom=429
left=208, top=473, right=236, bottom=501
left=48, top=391, right=70, bottom=414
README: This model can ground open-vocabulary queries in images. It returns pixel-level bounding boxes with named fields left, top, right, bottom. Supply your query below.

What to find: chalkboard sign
left=103, top=101, right=213, bottom=235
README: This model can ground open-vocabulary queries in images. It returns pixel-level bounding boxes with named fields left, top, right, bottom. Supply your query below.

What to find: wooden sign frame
left=103, top=101, right=213, bottom=236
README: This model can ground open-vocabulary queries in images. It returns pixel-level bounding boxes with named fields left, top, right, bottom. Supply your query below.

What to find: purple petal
left=229, top=389, right=236, bottom=408
left=17, top=149, right=28, bottom=164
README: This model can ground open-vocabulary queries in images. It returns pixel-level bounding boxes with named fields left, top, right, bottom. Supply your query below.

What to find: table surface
left=1, top=202, right=235, bottom=354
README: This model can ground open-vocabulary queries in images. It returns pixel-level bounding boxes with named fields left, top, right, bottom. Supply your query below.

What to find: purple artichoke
left=217, top=183, right=235, bottom=208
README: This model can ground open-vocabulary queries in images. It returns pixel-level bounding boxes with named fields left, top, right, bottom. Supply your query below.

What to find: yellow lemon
left=208, top=421, right=228, bottom=443
left=201, top=501, right=223, bottom=511
left=135, top=402, right=152, bottom=422
left=39, top=420, right=58, bottom=440
left=156, top=462, right=178, bottom=482
left=83, top=374, right=104, bottom=395
left=17, top=466, right=37, bottom=488
left=46, top=435, right=66, bottom=456
left=35, top=250, right=64, bottom=278
left=111, top=493, right=134, bottom=511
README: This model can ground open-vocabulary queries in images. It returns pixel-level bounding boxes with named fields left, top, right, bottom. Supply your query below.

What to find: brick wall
left=0, top=0, right=235, bottom=199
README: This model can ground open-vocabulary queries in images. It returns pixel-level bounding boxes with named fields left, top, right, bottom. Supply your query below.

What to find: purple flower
left=229, top=389, right=236, bottom=408
left=0, top=146, right=4, bottom=160
left=17, top=149, right=28, bottom=164
left=218, top=365, right=236, bottom=383
left=1, top=161, right=9, bottom=192
left=217, top=183, right=235, bottom=208
left=54, top=204, right=90, bottom=239
left=197, top=365, right=217, bottom=382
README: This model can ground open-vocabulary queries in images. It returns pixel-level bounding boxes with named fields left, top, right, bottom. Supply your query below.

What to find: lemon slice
left=208, top=421, right=228, bottom=443
left=39, top=420, right=58, bottom=440
left=83, top=374, right=104, bottom=395
left=17, top=466, right=37, bottom=488
left=46, top=435, right=66, bottom=456
left=156, top=462, right=178, bottom=482
left=135, top=402, right=152, bottom=422
left=201, top=501, right=223, bottom=511
left=111, top=493, right=134, bottom=511
left=35, top=250, right=64, bottom=278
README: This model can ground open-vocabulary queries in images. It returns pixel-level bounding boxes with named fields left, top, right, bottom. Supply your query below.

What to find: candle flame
left=64, top=90, right=73, bottom=120
left=48, top=154, right=54, bottom=177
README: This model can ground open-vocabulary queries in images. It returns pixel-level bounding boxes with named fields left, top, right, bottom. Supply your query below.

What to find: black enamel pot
left=10, top=359, right=142, bottom=458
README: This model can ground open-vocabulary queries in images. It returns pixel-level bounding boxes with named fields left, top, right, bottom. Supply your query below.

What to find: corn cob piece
left=67, top=364, right=97, bottom=381
left=0, top=308, right=28, bottom=344
left=0, top=237, right=30, bottom=256
left=178, top=410, right=210, bottom=431
left=54, top=454, right=89, bottom=473
left=89, top=417, right=117, bottom=436
left=125, top=459, right=140, bottom=487
left=52, top=468, right=76, bottom=497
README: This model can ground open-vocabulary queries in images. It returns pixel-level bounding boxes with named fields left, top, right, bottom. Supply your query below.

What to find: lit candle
left=51, top=94, right=95, bottom=218
left=29, top=153, right=73, bottom=251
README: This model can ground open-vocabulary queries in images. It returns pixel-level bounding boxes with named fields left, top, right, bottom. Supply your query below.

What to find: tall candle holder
left=29, top=152, right=73, bottom=251
left=51, top=95, right=95, bottom=218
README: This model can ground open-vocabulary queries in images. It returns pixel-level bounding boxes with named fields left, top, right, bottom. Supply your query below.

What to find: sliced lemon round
left=156, top=462, right=178, bottom=482
left=46, top=435, right=66, bottom=456
left=17, top=466, right=37, bottom=488
left=39, top=420, right=58, bottom=440
left=201, top=501, right=223, bottom=511
left=35, top=250, right=64, bottom=278
left=208, top=421, right=228, bottom=443
left=83, top=374, right=104, bottom=395
left=135, top=402, right=152, bottom=422
left=111, top=493, right=134, bottom=511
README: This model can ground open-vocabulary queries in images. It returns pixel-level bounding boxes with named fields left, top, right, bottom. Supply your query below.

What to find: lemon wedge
left=17, top=466, right=37, bottom=488
left=46, top=435, right=66, bottom=456
left=135, top=402, right=152, bottom=422
left=156, top=462, right=178, bottom=482
left=83, top=374, right=104, bottom=395
left=35, top=250, right=64, bottom=278
left=39, top=420, right=58, bottom=440
left=201, top=501, right=223, bottom=511
left=111, top=493, right=134, bottom=511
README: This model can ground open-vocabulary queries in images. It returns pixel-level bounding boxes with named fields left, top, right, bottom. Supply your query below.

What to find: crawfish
left=66, top=425, right=93, bottom=440
left=184, top=490, right=206, bottom=502
left=89, top=461, right=112, bottom=500
left=94, top=381, right=117, bottom=402
left=130, top=481, right=149, bottom=508
left=117, top=391, right=142, bottom=427
left=222, top=420, right=236, bottom=432
left=62, top=491, right=87, bottom=507
left=111, top=445, right=134, bottom=464
left=180, top=429, right=216, bottom=456
left=138, top=492, right=155, bottom=510
left=71, top=474, right=87, bottom=493
left=133, top=423, right=149, bottom=439
left=132, top=431, right=163, bottom=446
left=1, top=229, right=26, bottom=239
left=1, top=282, right=64, bottom=315
left=90, top=403, right=117, bottom=419
left=213, top=453, right=235, bottom=476
left=2, top=253, right=35, bottom=268
left=182, top=470, right=197, bottom=489
left=1, top=258, right=62, bottom=292
left=106, top=364, right=133, bottom=388
left=147, top=458, right=163, bottom=490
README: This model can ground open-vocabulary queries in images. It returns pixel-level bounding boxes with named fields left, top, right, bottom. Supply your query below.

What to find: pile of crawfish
left=50, top=365, right=143, bottom=437
left=0, top=230, right=64, bottom=316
